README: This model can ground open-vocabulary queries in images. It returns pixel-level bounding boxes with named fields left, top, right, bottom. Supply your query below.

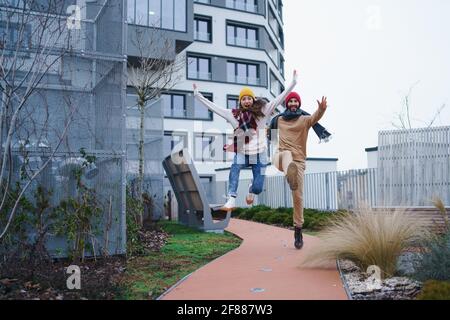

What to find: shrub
left=231, top=207, right=245, bottom=218
left=303, top=211, right=336, bottom=231
left=413, top=231, right=450, bottom=282
left=126, top=189, right=145, bottom=257
left=300, top=208, right=426, bottom=279
left=267, top=213, right=290, bottom=225
left=238, top=210, right=255, bottom=220
left=417, top=280, right=450, bottom=300
left=237, top=205, right=271, bottom=220
left=276, top=207, right=293, bottom=215
left=283, top=214, right=293, bottom=227
left=253, top=211, right=273, bottom=223
left=247, top=205, right=271, bottom=214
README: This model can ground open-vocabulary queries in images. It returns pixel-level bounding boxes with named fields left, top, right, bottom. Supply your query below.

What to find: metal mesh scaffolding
left=126, top=94, right=164, bottom=221
left=0, top=0, right=127, bottom=256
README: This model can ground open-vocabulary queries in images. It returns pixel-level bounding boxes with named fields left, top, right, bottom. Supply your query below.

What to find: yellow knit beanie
left=239, top=87, right=256, bottom=102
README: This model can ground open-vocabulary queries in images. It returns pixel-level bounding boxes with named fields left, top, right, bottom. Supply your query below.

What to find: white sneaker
left=246, top=183, right=255, bottom=205
left=221, top=196, right=237, bottom=211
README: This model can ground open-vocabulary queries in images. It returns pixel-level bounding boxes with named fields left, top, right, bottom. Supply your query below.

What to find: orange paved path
left=160, top=219, right=348, bottom=300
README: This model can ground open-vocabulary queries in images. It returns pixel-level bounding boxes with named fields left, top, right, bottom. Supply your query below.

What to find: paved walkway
left=160, top=219, right=348, bottom=300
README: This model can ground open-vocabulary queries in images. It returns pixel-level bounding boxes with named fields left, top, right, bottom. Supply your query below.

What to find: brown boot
left=294, top=226, right=304, bottom=249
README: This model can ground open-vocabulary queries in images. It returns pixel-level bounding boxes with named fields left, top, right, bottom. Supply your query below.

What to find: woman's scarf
left=268, top=108, right=332, bottom=142
left=223, top=109, right=258, bottom=153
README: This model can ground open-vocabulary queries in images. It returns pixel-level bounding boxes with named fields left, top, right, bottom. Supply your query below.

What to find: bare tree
left=392, top=81, right=447, bottom=130
left=0, top=0, right=79, bottom=240
left=128, top=23, right=185, bottom=226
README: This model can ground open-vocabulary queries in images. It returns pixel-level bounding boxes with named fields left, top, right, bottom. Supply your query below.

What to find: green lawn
left=117, top=221, right=242, bottom=300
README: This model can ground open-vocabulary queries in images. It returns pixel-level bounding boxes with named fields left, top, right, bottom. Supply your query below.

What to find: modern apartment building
left=1, top=0, right=284, bottom=253
left=130, top=0, right=287, bottom=203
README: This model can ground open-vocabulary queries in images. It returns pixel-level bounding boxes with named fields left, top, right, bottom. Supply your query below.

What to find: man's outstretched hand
left=317, top=96, right=328, bottom=112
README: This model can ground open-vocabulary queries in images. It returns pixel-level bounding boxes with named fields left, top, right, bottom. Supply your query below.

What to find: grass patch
left=116, top=221, right=242, bottom=300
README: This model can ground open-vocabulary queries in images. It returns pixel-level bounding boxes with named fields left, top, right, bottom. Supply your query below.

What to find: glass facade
left=194, top=16, right=212, bottom=42
left=188, top=55, right=212, bottom=80
left=226, top=0, right=258, bottom=13
left=194, top=93, right=213, bottom=119
left=227, top=95, right=239, bottom=109
left=227, top=23, right=259, bottom=48
left=128, top=0, right=187, bottom=32
left=163, top=93, right=186, bottom=118
left=227, top=61, right=259, bottom=85
left=162, top=91, right=212, bottom=120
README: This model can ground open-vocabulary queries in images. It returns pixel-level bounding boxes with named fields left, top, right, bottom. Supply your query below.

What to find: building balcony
left=188, top=71, right=212, bottom=80
left=227, top=37, right=259, bottom=49
left=225, top=0, right=258, bottom=13
left=228, top=75, right=261, bottom=85
left=194, top=31, right=212, bottom=42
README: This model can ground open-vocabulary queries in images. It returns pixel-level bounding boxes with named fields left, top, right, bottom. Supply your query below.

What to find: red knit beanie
left=285, top=92, right=301, bottom=107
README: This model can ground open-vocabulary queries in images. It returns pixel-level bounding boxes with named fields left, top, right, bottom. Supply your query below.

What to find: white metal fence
left=217, top=168, right=378, bottom=211
left=215, top=127, right=450, bottom=211
left=378, top=126, right=450, bottom=207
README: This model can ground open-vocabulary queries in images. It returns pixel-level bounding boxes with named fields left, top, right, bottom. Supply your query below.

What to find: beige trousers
left=273, top=151, right=306, bottom=227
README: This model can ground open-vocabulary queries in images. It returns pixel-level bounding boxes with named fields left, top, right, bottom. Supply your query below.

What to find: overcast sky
left=283, top=0, right=450, bottom=170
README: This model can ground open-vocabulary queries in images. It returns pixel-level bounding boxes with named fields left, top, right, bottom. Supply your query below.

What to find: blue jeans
left=228, top=152, right=268, bottom=197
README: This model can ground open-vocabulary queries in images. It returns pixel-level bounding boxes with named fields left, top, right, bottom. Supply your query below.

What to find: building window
left=164, top=131, right=188, bottom=156
left=161, top=91, right=213, bottom=120
left=163, top=94, right=186, bottom=118
left=227, top=61, right=259, bottom=85
left=127, top=0, right=186, bottom=32
left=278, top=0, right=283, bottom=19
left=194, top=93, right=213, bottom=119
left=194, top=134, right=225, bottom=162
left=268, top=6, right=283, bottom=48
left=194, top=0, right=211, bottom=4
left=134, top=0, right=148, bottom=25
left=0, top=21, right=31, bottom=52
left=279, top=28, right=284, bottom=48
left=226, top=0, right=258, bottom=13
left=194, top=16, right=212, bottom=42
left=270, top=71, right=281, bottom=96
left=280, top=56, right=285, bottom=77
left=266, top=37, right=278, bottom=65
left=227, top=95, right=239, bottom=109
left=187, top=56, right=212, bottom=80
left=226, top=23, right=259, bottom=48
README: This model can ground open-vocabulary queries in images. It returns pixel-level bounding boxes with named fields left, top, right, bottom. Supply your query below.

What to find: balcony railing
left=228, top=75, right=260, bottom=85
left=226, top=0, right=258, bottom=13
left=227, top=37, right=259, bottom=48
left=194, top=31, right=211, bottom=42
left=188, top=71, right=212, bottom=80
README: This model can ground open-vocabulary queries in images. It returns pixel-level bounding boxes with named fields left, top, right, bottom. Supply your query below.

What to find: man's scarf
left=223, top=109, right=258, bottom=153
left=268, top=108, right=332, bottom=142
